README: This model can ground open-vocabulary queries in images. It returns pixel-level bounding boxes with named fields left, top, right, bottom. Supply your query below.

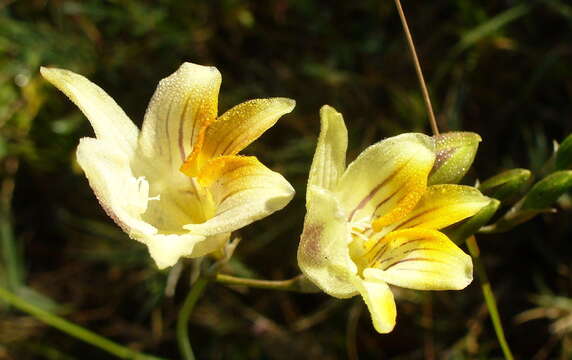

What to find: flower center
left=139, top=168, right=216, bottom=234
left=348, top=216, right=398, bottom=275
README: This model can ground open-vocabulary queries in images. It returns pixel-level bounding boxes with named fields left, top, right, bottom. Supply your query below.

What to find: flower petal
left=76, top=138, right=152, bottom=233
left=363, top=228, right=473, bottom=291
left=40, top=67, right=138, bottom=157
left=138, top=63, right=221, bottom=172
left=146, top=232, right=208, bottom=269
left=335, top=133, right=435, bottom=231
left=77, top=138, right=213, bottom=269
left=298, top=186, right=358, bottom=298
left=391, top=185, right=492, bottom=231
left=184, top=155, right=294, bottom=236
left=183, top=98, right=295, bottom=175
left=307, top=105, right=348, bottom=194
left=189, top=233, right=231, bottom=258
left=353, top=277, right=396, bottom=334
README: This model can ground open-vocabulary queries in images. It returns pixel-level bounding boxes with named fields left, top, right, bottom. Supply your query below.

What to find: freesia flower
left=41, top=63, right=295, bottom=269
left=297, top=106, right=491, bottom=333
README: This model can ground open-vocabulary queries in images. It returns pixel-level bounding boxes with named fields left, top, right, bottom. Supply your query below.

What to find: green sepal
left=555, top=134, right=572, bottom=171
left=445, top=199, right=500, bottom=244
left=478, top=168, right=532, bottom=203
left=428, top=132, right=481, bottom=185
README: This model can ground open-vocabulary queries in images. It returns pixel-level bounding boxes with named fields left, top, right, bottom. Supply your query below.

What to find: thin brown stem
left=393, top=0, right=439, bottom=135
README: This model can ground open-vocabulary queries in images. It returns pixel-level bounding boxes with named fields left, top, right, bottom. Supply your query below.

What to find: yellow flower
left=41, top=63, right=295, bottom=269
left=297, top=106, right=491, bottom=333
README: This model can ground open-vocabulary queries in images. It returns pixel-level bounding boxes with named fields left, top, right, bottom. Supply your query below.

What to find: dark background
left=1, top=1, right=572, bottom=359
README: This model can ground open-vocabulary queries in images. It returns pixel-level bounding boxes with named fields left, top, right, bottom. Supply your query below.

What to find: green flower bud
left=522, top=170, right=572, bottom=210
left=478, top=168, right=532, bottom=203
left=477, top=171, right=572, bottom=234
left=428, top=132, right=481, bottom=185
left=555, top=134, right=572, bottom=170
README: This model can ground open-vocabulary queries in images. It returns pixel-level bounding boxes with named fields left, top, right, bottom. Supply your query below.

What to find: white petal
left=76, top=138, right=153, bottom=236
left=391, top=185, right=491, bottom=231
left=189, top=233, right=231, bottom=258
left=41, top=67, right=139, bottom=157
left=363, top=229, right=473, bottom=291
left=182, top=98, right=295, bottom=178
left=307, top=105, right=348, bottom=194
left=145, top=232, right=208, bottom=269
left=353, top=277, right=397, bottom=334
left=335, top=133, right=435, bottom=230
left=298, top=186, right=358, bottom=298
left=184, top=156, right=294, bottom=236
left=77, top=138, right=210, bottom=269
left=137, top=62, right=222, bottom=172
left=203, top=98, right=296, bottom=158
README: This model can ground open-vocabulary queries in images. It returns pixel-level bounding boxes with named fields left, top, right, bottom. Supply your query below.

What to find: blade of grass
left=456, top=4, right=530, bottom=53
left=1, top=157, right=25, bottom=291
left=466, top=236, right=514, bottom=360
left=0, top=210, right=22, bottom=290
left=434, top=4, right=532, bottom=88
left=0, top=286, right=168, bottom=360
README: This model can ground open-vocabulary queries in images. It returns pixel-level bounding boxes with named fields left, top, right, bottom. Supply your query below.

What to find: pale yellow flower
left=298, top=106, right=491, bottom=333
left=41, top=63, right=295, bottom=269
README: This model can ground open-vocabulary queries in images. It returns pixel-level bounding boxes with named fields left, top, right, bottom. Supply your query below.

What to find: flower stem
left=176, top=276, right=209, bottom=360
left=393, top=0, right=439, bottom=135
left=466, top=236, right=514, bottom=360
left=0, top=286, right=166, bottom=360
left=214, top=274, right=319, bottom=293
